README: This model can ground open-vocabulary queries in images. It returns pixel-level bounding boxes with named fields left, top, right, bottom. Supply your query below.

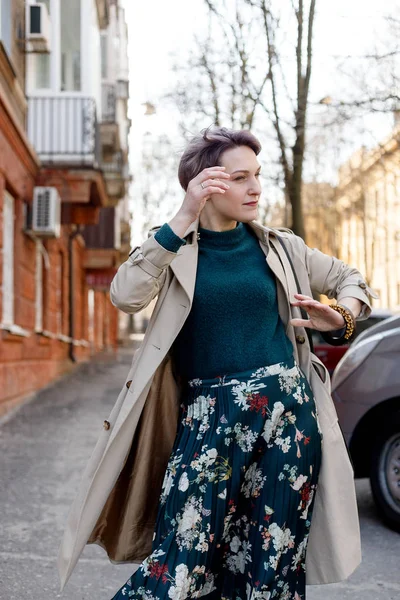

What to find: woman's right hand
left=168, top=167, right=231, bottom=237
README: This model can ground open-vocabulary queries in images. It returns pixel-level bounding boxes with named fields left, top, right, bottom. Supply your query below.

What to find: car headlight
left=331, top=333, right=383, bottom=391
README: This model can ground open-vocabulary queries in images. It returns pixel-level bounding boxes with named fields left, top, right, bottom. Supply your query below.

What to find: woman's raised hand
left=179, top=166, right=231, bottom=222
left=290, top=294, right=346, bottom=331
left=167, top=167, right=231, bottom=238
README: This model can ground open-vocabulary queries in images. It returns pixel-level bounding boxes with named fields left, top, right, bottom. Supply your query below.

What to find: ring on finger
left=201, top=182, right=206, bottom=190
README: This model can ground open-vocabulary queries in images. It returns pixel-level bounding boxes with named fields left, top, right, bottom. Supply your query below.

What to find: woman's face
left=207, top=145, right=262, bottom=223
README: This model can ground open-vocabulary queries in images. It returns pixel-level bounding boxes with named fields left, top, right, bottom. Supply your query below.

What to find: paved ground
left=0, top=346, right=399, bottom=599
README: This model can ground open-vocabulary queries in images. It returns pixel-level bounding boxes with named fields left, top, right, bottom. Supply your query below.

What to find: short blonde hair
left=178, top=125, right=262, bottom=191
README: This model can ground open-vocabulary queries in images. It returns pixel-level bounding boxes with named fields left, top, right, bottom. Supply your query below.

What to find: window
left=60, top=0, right=81, bottom=91
left=33, top=54, right=51, bottom=89
left=397, top=283, right=400, bottom=307
left=0, top=0, right=11, bottom=56
left=2, top=190, right=14, bottom=326
left=29, top=1, right=51, bottom=90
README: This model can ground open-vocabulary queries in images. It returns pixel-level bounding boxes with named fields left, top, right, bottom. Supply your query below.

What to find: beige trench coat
left=57, top=218, right=377, bottom=592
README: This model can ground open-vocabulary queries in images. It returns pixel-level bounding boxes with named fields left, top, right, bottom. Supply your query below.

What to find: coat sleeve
left=288, top=234, right=379, bottom=321
left=109, top=227, right=180, bottom=314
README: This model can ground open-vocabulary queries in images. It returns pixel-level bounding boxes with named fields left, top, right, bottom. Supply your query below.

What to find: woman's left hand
left=289, top=293, right=345, bottom=331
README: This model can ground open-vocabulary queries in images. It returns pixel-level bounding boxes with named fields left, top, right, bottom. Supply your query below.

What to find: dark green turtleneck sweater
left=154, top=221, right=293, bottom=380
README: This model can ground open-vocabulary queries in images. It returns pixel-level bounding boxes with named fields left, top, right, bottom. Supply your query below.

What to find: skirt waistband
left=187, top=355, right=297, bottom=389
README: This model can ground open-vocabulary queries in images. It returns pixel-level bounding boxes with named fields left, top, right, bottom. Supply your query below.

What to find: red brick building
left=0, top=0, right=131, bottom=417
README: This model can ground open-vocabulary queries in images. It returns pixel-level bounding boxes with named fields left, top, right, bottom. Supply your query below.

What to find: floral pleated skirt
left=110, top=356, right=322, bottom=600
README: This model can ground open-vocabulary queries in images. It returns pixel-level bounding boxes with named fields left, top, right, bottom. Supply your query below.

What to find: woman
left=57, top=127, right=376, bottom=598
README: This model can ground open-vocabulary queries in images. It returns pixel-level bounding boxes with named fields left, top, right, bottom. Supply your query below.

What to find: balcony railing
left=100, top=151, right=124, bottom=174
left=102, top=83, right=116, bottom=122
left=101, top=152, right=131, bottom=177
left=27, top=96, right=101, bottom=167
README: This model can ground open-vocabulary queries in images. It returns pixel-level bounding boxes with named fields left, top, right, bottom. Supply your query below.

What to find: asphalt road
left=0, top=347, right=399, bottom=600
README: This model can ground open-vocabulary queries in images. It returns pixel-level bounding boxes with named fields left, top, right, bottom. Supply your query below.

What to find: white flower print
left=183, top=395, right=216, bottom=439
left=194, top=531, right=209, bottom=553
left=168, top=564, right=192, bottom=600
left=225, top=539, right=252, bottom=574
left=190, top=446, right=218, bottom=472
left=262, top=401, right=285, bottom=443
left=291, top=536, right=308, bottom=572
left=160, top=452, right=183, bottom=504
left=210, top=378, right=240, bottom=387
left=193, top=573, right=217, bottom=598
left=207, top=448, right=218, bottom=460
left=252, top=363, right=285, bottom=378
left=188, top=445, right=231, bottom=487
left=231, top=380, right=267, bottom=410
left=132, top=588, right=161, bottom=600
left=178, top=472, right=189, bottom=492
left=174, top=496, right=207, bottom=551
left=278, top=366, right=301, bottom=394
left=277, top=581, right=292, bottom=600
left=268, top=522, right=295, bottom=554
left=268, top=554, right=278, bottom=571
left=231, top=422, right=258, bottom=452
left=291, top=474, right=308, bottom=491
left=276, top=435, right=291, bottom=453
left=246, top=582, right=272, bottom=600
left=188, top=378, right=202, bottom=388
left=293, top=381, right=310, bottom=405
left=241, top=462, right=267, bottom=498
left=261, top=522, right=295, bottom=569
left=177, top=498, right=202, bottom=534
left=230, top=535, right=241, bottom=553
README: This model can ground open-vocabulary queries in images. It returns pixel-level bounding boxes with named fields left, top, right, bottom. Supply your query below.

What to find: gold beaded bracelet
left=329, top=304, right=356, bottom=341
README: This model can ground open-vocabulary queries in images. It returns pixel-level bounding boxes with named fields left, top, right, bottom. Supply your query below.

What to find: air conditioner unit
left=26, top=2, right=51, bottom=53
left=32, top=187, right=61, bottom=237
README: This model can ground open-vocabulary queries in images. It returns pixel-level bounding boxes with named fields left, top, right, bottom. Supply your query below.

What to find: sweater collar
left=197, top=221, right=246, bottom=248
left=182, top=217, right=271, bottom=246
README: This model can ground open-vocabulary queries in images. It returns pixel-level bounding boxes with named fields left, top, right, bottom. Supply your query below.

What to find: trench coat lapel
left=167, top=218, right=199, bottom=306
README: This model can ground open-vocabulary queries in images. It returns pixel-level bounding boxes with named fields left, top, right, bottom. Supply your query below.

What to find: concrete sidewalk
left=0, top=343, right=399, bottom=599
left=0, top=346, right=140, bottom=599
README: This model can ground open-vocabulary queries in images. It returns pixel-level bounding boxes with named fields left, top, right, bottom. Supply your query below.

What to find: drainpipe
left=68, top=225, right=83, bottom=362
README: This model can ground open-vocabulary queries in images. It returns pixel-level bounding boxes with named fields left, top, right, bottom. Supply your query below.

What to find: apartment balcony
left=101, top=83, right=120, bottom=155
left=102, top=82, right=117, bottom=122
left=100, top=151, right=130, bottom=205
left=27, top=96, right=101, bottom=167
left=28, top=96, right=110, bottom=222
left=117, top=79, right=129, bottom=100
left=82, top=206, right=120, bottom=276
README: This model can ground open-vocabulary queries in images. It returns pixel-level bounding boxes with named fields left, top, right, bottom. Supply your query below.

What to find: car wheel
left=370, top=428, right=400, bottom=531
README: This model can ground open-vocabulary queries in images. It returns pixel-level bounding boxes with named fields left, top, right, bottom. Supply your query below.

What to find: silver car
left=332, top=314, right=400, bottom=531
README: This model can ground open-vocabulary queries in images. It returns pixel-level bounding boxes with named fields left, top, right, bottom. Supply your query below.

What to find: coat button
left=126, top=380, right=132, bottom=389
left=358, top=282, right=367, bottom=289
left=296, top=335, right=306, bottom=344
left=103, top=420, right=110, bottom=430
